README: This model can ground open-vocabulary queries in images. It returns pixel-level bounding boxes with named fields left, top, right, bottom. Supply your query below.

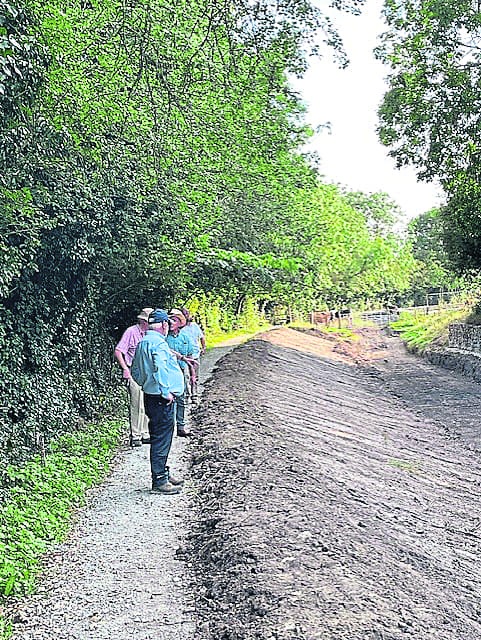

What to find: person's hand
left=166, top=392, right=175, bottom=404
left=122, top=369, right=131, bottom=380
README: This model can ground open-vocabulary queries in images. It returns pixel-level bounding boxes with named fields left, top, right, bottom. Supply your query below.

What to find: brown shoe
left=177, top=428, right=191, bottom=437
left=168, top=473, right=184, bottom=486
left=151, top=481, right=181, bottom=495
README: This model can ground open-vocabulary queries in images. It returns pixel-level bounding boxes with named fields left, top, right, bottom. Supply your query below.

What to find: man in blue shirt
left=166, top=309, right=194, bottom=437
left=180, top=307, right=206, bottom=401
left=131, top=309, right=185, bottom=495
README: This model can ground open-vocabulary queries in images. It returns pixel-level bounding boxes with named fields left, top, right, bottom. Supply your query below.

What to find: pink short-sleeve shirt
left=115, top=324, right=144, bottom=367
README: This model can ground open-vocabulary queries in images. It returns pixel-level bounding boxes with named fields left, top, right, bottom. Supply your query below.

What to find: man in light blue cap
left=131, top=309, right=185, bottom=494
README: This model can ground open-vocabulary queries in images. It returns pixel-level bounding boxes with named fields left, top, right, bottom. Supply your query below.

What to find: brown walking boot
left=151, top=481, right=181, bottom=495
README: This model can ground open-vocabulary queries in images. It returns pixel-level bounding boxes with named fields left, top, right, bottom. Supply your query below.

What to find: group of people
left=114, top=307, right=206, bottom=495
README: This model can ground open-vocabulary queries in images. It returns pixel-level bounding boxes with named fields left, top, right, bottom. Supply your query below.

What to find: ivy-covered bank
left=0, top=418, right=124, bottom=634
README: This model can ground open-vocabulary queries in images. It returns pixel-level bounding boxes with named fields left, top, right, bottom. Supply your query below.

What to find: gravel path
left=8, top=342, right=241, bottom=640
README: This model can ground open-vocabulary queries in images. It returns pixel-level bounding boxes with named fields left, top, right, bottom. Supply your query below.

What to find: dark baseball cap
left=148, top=308, right=169, bottom=324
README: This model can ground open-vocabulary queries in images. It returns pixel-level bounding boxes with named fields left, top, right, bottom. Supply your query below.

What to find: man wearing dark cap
left=131, top=309, right=185, bottom=495
left=114, top=307, right=153, bottom=447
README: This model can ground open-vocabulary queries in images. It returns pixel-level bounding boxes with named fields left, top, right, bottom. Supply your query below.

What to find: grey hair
left=148, top=322, right=165, bottom=330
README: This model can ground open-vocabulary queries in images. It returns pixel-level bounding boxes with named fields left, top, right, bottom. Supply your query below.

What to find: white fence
left=360, top=304, right=466, bottom=329
left=360, top=310, right=400, bottom=328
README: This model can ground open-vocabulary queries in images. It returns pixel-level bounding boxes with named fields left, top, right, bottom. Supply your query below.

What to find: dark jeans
left=144, top=394, right=175, bottom=487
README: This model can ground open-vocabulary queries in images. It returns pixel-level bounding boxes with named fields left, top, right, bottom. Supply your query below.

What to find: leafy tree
left=266, top=183, right=416, bottom=307
left=341, top=190, right=402, bottom=237
left=406, top=207, right=461, bottom=300
left=376, top=0, right=481, bottom=271
left=377, top=0, right=481, bottom=189
left=438, top=184, right=481, bottom=273
left=408, top=209, right=445, bottom=265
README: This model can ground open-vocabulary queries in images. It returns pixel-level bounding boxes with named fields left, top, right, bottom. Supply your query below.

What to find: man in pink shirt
left=115, top=308, right=153, bottom=447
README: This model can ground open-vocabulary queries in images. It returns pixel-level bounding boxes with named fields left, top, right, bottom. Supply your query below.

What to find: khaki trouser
left=127, top=377, right=149, bottom=440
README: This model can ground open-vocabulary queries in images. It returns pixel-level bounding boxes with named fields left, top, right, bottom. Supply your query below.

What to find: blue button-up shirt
left=166, top=331, right=194, bottom=370
left=131, top=330, right=184, bottom=398
left=180, top=322, right=204, bottom=359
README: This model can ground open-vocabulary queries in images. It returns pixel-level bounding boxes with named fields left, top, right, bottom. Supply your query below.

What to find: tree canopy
left=377, top=0, right=481, bottom=188
left=377, top=0, right=481, bottom=271
left=0, top=0, right=426, bottom=473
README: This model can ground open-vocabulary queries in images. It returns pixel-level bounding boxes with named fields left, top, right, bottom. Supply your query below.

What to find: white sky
left=293, top=0, right=444, bottom=224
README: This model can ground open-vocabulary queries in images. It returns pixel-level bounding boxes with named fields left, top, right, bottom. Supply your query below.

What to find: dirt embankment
left=187, top=327, right=481, bottom=640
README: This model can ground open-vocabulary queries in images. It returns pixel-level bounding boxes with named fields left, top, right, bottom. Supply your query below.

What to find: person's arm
left=115, top=328, right=135, bottom=379
left=114, top=348, right=131, bottom=379
left=184, top=334, right=194, bottom=358
left=197, top=325, right=206, bottom=355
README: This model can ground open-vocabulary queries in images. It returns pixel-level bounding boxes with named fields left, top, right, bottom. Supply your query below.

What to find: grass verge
left=0, top=419, right=124, bottom=637
left=390, top=308, right=468, bottom=353
left=205, top=323, right=270, bottom=349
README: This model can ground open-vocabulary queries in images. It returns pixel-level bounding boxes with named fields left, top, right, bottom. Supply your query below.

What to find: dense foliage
left=377, top=0, right=481, bottom=272
left=0, top=0, right=426, bottom=475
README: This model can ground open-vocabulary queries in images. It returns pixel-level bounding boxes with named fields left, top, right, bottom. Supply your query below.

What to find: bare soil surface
left=187, top=327, right=481, bottom=640
left=7, top=326, right=481, bottom=640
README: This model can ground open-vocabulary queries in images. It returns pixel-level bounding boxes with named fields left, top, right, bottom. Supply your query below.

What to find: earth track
left=188, top=328, right=481, bottom=640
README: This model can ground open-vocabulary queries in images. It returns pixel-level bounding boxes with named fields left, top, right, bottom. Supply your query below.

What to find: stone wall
left=449, top=323, right=481, bottom=352
left=425, top=347, right=481, bottom=383
left=422, top=323, right=481, bottom=383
